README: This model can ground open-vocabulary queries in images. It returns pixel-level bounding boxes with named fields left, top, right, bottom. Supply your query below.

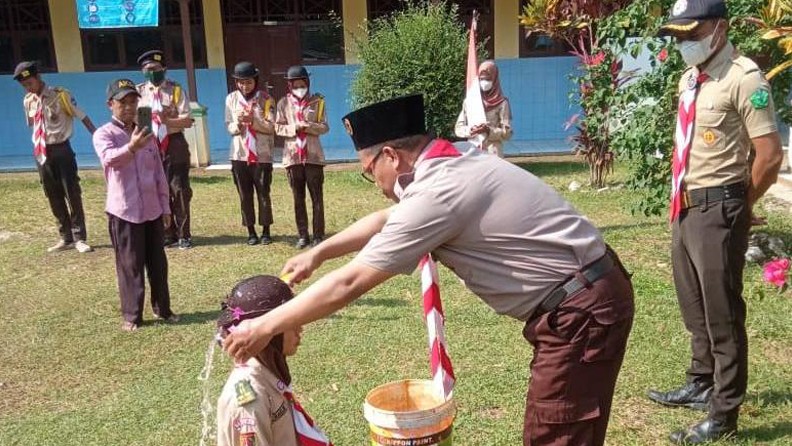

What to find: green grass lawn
left=0, top=158, right=790, bottom=445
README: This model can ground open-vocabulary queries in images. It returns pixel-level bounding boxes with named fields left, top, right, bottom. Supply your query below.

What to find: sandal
left=121, top=321, right=138, bottom=332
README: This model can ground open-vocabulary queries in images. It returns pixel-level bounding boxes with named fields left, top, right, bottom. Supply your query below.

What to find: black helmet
left=217, top=275, right=293, bottom=331
left=232, top=61, right=259, bottom=79
left=285, top=65, right=309, bottom=80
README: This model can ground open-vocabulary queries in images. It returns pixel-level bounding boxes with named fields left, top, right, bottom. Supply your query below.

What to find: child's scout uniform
left=217, top=360, right=299, bottom=446
left=16, top=61, right=90, bottom=247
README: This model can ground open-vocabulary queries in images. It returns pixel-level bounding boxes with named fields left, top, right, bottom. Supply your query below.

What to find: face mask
left=292, top=88, right=308, bottom=99
left=479, top=80, right=493, bottom=92
left=676, top=24, right=720, bottom=67
left=145, top=70, right=166, bottom=85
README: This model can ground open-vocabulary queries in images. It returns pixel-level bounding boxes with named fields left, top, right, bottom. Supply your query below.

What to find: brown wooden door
left=223, top=23, right=301, bottom=98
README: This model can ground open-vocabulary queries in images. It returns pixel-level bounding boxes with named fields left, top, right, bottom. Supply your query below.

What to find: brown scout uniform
left=225, top=91, right=276, bottom=230
left=454, top=99, right=513, bottom=157
left=23, top=85, right=89, bottom=244
left=671, top=41, right=777, bottom=421
left=356, top=141, right=634, bottom=445
left=275, top=94, right=329, bottom=241
left=217, top=360, right=299, bottom=446
left=137, top=79, right=193, bottom=242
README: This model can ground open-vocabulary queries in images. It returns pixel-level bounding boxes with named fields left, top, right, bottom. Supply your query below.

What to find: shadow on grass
left=513, top=161, right=587, bottom=177
left=742, top=421, right=792, bottom=442
left=171, top=310, right=219, bottom=326
left=355, top=297, right=408, bottom=308
left=191, top=175, right=230, bottom=185
left=600, top=221, right=665, bottom=234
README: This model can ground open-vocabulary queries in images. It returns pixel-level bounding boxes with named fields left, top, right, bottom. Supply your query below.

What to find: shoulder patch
left=750, top=89, right=770, bottom=109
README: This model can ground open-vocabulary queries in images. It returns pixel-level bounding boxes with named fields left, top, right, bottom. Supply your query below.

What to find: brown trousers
left=523, top=250, right=634, bottom=446
left=108, top=213, right=173, bottom=325
left=286, top=164, right=325, bottom=239
left=162, top=133, right=192, bottom=240
left=672, top=196, right=750, bottom=420
left=231, top=161, right=273, bottom=228
left=37, top=141, right=87, bottom=242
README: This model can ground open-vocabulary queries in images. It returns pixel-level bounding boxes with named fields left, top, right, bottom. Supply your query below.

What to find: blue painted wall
left=0, top=57, right=578, bottom=170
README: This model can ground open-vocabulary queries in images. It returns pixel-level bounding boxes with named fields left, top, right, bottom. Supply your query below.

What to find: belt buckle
left=681, top=190, right=691, bottom=209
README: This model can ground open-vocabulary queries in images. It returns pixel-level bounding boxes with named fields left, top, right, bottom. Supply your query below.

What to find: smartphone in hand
left=136, top=106, right=152, bottom=133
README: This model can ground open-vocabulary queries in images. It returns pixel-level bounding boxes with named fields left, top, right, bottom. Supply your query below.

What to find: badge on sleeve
left=235, top=379, right=257, bottom=405
left=703, top=129, right=716, bottom=145
left=240, top=432, right=256, bottom=446
left=750, top=89, right=769, bottom=110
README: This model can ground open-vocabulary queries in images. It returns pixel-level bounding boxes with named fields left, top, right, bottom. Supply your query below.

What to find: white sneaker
left=47, top=240, right=74, bottom=253
left=75, top=240, right=93, bottom=253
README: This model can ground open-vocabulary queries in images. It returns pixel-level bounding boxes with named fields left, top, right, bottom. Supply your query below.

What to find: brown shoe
left=121, top=321, right=138, bottom=332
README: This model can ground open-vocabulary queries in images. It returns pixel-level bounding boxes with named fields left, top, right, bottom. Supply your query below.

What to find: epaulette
left=732, top=56, right=760, bottom=75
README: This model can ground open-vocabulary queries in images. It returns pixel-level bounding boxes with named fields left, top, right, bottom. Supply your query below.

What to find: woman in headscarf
left=225, top=61, right=276, bottom=246
left=216, top=275, right=332, bottom=446
left=454, top=60, right=513, bottom=157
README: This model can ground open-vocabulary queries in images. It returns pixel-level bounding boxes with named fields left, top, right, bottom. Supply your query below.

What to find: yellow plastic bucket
left=363, top=379, right=456, bottom=446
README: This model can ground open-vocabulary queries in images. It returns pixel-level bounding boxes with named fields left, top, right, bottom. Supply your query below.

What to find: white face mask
left=292, top=87, right=308, bottom=99
left=676, top=24, right=720, bottom=67
left=479, top=80, right=493, bottom=92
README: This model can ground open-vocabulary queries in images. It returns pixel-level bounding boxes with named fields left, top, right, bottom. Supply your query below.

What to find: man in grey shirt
left=224, top=95, right=635, bottom=445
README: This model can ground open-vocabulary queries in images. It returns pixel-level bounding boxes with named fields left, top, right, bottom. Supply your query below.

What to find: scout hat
left=285, top=65, right=310, bottom=80
left=13, top=61, right=38, bottom=82
left=658, top=0, right=728, bottom=36
left=341, top=94, right=426, bottom=151
left=106, top=78, right=140, bottom=101
left=217, top=275, right=295, bottom=383
left=232, top=61, right=259, bottom=79
left=137, top=49, right=165, bottom=68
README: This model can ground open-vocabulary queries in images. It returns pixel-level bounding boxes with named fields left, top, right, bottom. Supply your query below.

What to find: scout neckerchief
left=287, top=92, right=309, bottom=164
left=414, top=139, right=460, bottom=401
left=280, top=383, right=333, bottom=446
left=31, top=93, right=47, bottom=165
left=150, top=85, right=170, bottom=154
left=237, top=90, right=261, bottom=165
left=670, top=69, right=709, bottom=222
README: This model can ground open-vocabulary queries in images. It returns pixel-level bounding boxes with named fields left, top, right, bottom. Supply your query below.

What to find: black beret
left=137, top=49, right=165, bottom=67
left=342, top=95, right=427, bottom=151
left=658, top=0, right=728, bottom=36
left=13, top=61, right=38, bottom=82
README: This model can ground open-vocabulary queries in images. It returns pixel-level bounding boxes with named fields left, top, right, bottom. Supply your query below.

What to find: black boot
left=647, top=381, right=712, bottom=411
left=295, top=236, right=310, bottom=249
left=310, top=235, right=324, bottom=247
left=260, top=226, right=272, bottom=245
left=669, top=415, right=737, bottom=444
left=246, top=226, right=259, bottom=246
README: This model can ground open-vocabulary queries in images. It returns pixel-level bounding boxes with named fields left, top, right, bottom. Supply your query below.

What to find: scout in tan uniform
left=224, top=95, right=635, bottom=446
left=14, top=61, right=96, bottom=253
left=216, top=275, right=331, bottom=446
left=454, top=60, right=513, bottom=157
left=226, top=61, right=276, bottom=246
left=275, top=65, right=329, bottom=249
left=647, top=1, right=784, bottom=444
left=136, top=50, right=195, bottom=249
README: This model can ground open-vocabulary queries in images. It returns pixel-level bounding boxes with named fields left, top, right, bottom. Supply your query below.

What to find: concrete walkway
left=767, top=173, right=792, bottom=211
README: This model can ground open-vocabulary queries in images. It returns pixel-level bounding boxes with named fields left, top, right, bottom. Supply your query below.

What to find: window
left=0, top=0, right=57, bottom=74
left=519, top=0, right=573, bottom=58
left=220, top=0, right=344, bottom=65
left=81, top=0, right=207, bottom=71
left=367, top=0, right=494, bottom=58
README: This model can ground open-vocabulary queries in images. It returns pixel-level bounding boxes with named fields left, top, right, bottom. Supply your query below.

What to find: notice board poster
left=76, top=0, right=159, bottom=28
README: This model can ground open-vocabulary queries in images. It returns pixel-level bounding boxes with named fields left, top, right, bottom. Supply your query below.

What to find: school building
left=0, top=0, right=578, bottom=169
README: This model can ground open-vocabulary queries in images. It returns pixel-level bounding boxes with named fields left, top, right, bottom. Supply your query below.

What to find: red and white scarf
left=670, top=70, right=709, bottom=222
left=288, top=93, right=309, bottom=164
left=417, top=140, right=461, bottom=401
left=238, top=91, right=260, bottom=165
left=280, top=383, right=333, bottom=446
left=32, top=95, right=47, bottom=165
left=151, top=88, right=170, bottom=153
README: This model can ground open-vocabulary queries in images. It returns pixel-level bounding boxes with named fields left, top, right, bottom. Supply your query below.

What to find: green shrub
left=350, top=1, right=484, bottom=139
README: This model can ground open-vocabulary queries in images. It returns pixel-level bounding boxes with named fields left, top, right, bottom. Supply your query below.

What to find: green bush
left=350, top=1, right=484, bottom=139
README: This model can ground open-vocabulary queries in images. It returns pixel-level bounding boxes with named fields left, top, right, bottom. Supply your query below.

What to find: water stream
left=198, top=336, right=220, bottom=446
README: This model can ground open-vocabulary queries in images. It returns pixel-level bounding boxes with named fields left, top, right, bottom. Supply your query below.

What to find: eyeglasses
left=360, top=150, right=382, bottom=183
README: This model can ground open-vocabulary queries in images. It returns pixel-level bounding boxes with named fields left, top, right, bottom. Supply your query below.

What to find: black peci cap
left=232, top=61, right=259, bottom=79
left=137, top=49, right=165, bottom=68
left=13, top=61, right=38, bottom=82
left=341, top=95, right=427, bottom=151
left=285, top=65, right=310, bottom=80
left=658, top=0, right=728, bottom=36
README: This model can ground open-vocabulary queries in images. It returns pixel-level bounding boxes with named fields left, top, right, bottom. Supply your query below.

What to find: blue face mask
left=145, top=70, right=166, bottom=85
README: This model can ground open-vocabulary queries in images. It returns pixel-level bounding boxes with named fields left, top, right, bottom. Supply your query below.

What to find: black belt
left=536, top=253, right=614, bottom=316
left=681, top=182, right=745, bottom=209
